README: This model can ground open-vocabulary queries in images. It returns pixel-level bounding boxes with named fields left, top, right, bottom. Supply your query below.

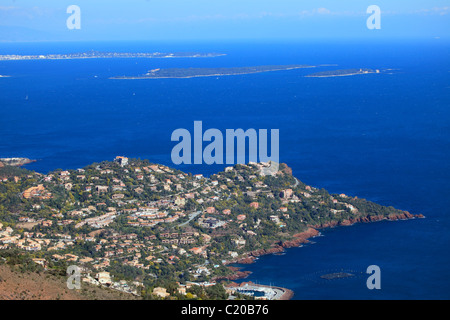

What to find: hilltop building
left=114, top=156, right=129, bottom=167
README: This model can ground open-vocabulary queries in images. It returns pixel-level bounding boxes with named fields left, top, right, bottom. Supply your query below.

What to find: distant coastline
left=0, top=51, right=226, bottom=61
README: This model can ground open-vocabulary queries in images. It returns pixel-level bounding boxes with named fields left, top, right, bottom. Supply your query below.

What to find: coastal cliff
left=312, top=211, right=424, bottom=228
left=282, top=227, right=320, bottom=248
left=228, top=227, right=320, bottom=266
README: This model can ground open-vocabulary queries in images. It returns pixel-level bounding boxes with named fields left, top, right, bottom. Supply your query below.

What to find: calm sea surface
left=0, top=40, right=449, bottom=299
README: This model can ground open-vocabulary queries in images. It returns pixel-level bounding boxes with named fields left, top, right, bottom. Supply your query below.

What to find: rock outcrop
left=312, top=212, right=423, bottom=229
left=0, top=158, right=35, bottom=167
left=233, top=227, right=320, bottom=266
left=281, top=227, right=320, bottom=248
left=213, top=267, right=252, bottom=281
left=280, top=163, right=293, bottom=176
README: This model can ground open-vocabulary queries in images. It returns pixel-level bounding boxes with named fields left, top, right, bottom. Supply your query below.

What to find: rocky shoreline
left=219, top=211, right=424, bottom=297
left=311, top=211, right=424, bottom=229
left=224, top=227, right=320, bottom=268
left=0, top=157, right=35, bottom=167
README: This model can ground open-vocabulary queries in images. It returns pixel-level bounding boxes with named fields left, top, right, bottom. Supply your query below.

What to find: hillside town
left=0, top=157, right=419, bottom=299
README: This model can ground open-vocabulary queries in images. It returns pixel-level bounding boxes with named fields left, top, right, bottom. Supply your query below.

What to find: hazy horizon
left=0, top=0, right=449, bottom=42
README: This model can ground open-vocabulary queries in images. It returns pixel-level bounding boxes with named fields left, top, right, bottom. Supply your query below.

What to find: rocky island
left=306, top=68, right=380, bottom=78
left=110, top=65, right=314, bottom=79
left=0, top=157, right=423, bottom=300
left=320, top=272, right=355, bottom=280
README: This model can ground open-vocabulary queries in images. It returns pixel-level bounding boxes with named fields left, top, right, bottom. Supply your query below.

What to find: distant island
left=306, top=68, right=380, bottom=78
left=320, top=272, right=355, bottom=280
left=0, top=51, right=225, bottom=61
left=110, top=65, right=314, bottom=79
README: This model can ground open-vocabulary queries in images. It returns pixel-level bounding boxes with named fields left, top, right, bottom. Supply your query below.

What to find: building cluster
left=0, top=156, right=362, bottom=299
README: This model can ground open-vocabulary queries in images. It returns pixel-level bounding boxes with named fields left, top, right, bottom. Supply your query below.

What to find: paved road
left=178, top=210, right=202, bottom=227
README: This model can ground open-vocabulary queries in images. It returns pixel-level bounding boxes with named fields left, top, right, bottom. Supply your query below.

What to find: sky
left=0, top=0, right=449, bottom=42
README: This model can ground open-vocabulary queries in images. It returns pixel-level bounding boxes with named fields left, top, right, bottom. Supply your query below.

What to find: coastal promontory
left=0, top=157, right=422, bottom=300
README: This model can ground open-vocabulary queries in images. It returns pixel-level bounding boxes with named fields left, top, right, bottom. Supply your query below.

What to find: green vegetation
left=112, top=65, right=312, bottom=79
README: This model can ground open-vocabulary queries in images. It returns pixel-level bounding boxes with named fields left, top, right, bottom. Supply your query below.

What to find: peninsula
left=306, top=68, right=380, bottom=78
left=0, top=51, right=225, bottom=61
left=0, top=158, right=423, bottom=300
left=110, top=65, right=314, bottom=79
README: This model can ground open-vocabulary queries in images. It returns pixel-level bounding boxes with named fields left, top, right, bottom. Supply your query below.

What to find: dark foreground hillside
left=0, top=264, right=137, bottom=300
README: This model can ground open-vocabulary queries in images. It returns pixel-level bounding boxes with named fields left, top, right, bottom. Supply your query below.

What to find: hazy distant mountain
left=0, top=25, right=60, bottom=42
left=0, top=25, right=93, bottom=42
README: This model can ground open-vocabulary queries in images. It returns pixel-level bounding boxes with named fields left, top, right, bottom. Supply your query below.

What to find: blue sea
left=0, top=39, right=449, bottom=299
